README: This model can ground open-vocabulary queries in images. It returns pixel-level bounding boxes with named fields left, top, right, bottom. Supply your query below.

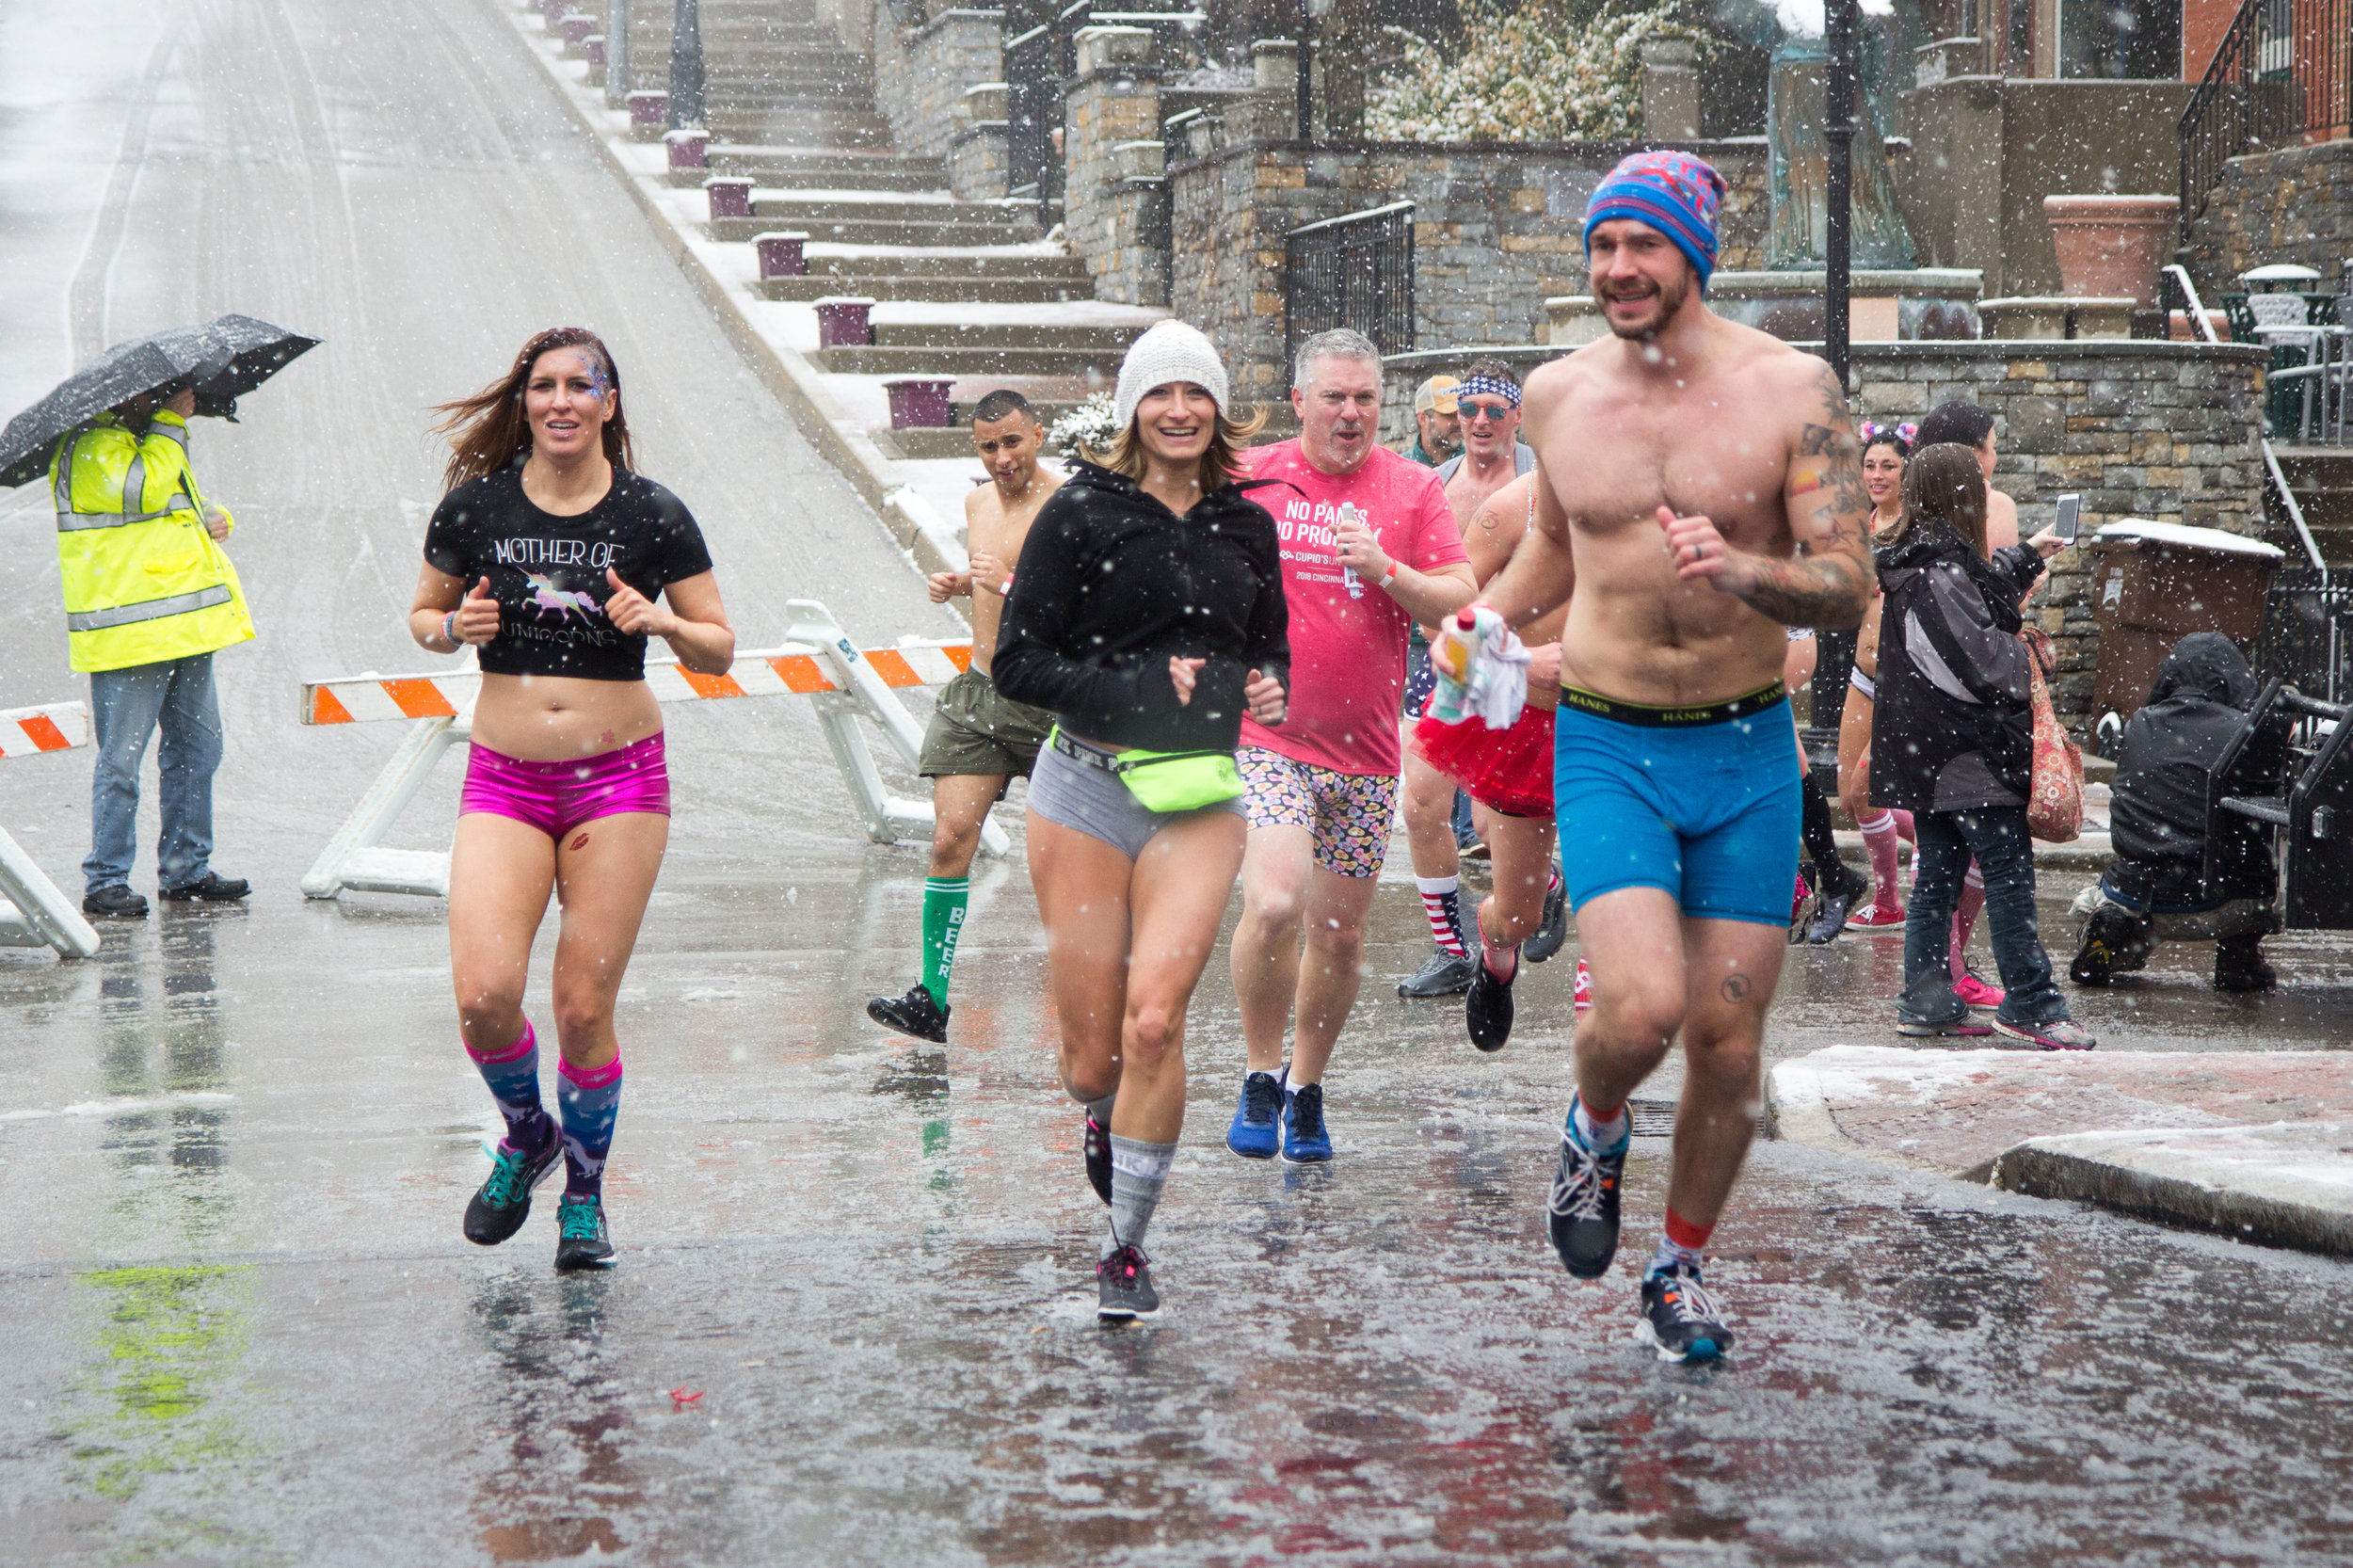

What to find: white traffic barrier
left=298, top=599, right=1006, bottom=900
left=0, top=701, right=104, bottom=959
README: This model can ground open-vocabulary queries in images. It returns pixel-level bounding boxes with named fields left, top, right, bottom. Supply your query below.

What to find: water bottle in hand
left=1428, top=609, right=1483, bottom=725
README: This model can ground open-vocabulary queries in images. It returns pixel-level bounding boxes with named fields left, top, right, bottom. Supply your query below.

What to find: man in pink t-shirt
left=1225, top=328, right=1477, bottom=1166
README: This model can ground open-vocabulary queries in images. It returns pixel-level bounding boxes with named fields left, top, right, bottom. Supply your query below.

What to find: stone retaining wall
left=1379, top=340, right=2268, bottom=726
left=1165, top=139, right=1769, bottom=399
left=869, top=2, right=1003, bottom=162
left=2182, top=138, right=2353, bottom=297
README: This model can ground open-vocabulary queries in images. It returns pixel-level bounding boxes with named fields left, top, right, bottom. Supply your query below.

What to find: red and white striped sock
left=1416, top=875, right=1468, bottom=960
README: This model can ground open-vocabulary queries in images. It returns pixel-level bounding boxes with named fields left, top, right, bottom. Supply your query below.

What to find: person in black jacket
left=1868, top=444, right=2090, bottom=1048
left=2071, top=632, right=2281, bottom=990
left=991, top=321, right=1290, bottom=1323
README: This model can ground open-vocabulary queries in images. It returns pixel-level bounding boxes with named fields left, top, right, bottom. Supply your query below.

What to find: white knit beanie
left=1112, top=320, right=1230, bottom=431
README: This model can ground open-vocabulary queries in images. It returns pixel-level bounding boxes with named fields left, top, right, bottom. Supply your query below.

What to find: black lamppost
left=605, top=0, right=630, bottom=110
left=667, top=0, right=706, bottom=132
left=1807, top=0, right=1862, bottom=778
left=1823, top=0, right=1857, bottom=392
left=1295, top=0, right=1314, bottom=140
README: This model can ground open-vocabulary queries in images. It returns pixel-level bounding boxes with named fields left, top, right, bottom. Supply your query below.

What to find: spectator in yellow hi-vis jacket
left=48, top=382, right=255, bottom=919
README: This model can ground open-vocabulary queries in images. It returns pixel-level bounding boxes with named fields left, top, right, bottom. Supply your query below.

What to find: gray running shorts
left=1026, top=731, right=1243, bottom=860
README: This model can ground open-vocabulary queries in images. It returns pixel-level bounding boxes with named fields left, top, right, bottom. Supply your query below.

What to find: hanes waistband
left=1557, top=680, right=1786, bottom=728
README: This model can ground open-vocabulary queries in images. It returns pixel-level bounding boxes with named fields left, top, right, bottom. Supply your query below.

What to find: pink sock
left=1949, top=864, right=1986, bottom=980
left=1858, top=810, right=1903, bottom=908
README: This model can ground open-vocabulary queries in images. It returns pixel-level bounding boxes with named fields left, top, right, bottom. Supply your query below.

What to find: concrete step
left=746, top=218, right=1040, bottom=247
left=754, top=274, right=1094, bottom=303
left=749, top=195, right=1031, bottom=225
left=724, top=245, right=1087, bottom=280
left=869, top=320, right=1147, bottom=352
left=692, top=165, right=947, bottom=193
left=811, top=344, right=1130, bottom=376
left=710, top=145, right=947, bottom=181
left=2272, top=446, right=2353, bottom=564
left=708, top=113, right=892, bottom=145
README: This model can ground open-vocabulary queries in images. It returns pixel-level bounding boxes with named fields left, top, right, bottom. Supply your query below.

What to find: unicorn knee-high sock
left=557, top=1054, right=625, bottom=1198
left=468, top=1020, right=553, bottom=1154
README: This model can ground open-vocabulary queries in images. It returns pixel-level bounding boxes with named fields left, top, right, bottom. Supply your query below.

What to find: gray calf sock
left=1106, top=1133, right=1176, bottom=1256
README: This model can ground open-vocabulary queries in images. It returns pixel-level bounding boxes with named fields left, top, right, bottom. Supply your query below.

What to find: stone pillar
left=1064, top=26, right=1160, bottom=297
left=1640, top=39, right=1700, bottom=141
left=1250, top=39, right=1298, bottom=142
left=950, top=81, right=1010, bottom=202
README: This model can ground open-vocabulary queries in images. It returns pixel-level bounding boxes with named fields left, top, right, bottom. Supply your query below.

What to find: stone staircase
left=2271, top=448, right=2353, bottom=566
left=628, top=0, right=1151, bottom=462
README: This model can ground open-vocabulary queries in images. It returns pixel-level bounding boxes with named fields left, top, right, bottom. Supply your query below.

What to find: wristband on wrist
left=441, top=610, right=459, bottom=647
left=1376, top=564, right=1399, bottom=590
left=996, top=572, right=1014, bottom=597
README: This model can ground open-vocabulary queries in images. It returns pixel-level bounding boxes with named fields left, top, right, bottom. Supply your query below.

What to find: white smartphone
left=2052, top=493, right=2081, bottom=546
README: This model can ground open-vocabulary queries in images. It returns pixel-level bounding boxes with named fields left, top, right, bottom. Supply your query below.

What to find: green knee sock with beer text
left=921, top=876, right=969, bottom=1006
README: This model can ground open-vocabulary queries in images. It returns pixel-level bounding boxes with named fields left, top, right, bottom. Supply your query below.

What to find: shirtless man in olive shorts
left=868, top=391, right=1063, bottom=1043
left=1479, top=152, right=1872, bottom=1362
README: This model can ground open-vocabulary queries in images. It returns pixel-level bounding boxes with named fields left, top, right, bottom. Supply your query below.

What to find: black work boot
left=2214, top=935, right=2277, bottom=993
left=83, top=885, right=149, bottom=920
left=158, top=872, right=249, bottom=903
left=2070, top=906, right=2140, bottom=986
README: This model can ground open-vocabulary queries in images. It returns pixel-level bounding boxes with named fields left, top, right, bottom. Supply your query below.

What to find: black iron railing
left=1282, top=201, right=1416, bottom=366
left=2180, top=0, right=2348, bottom=233
left=1004, top=21, right=1061, bottom=214
left=2256, top=567, right=2351, bottom=702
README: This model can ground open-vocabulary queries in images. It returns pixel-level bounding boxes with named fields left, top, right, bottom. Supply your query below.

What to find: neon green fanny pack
left=1052, top=728, right=1243, bottom=812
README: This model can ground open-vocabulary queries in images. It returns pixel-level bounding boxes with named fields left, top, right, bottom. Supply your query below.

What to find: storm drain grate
left=1626, top=1098, right=1765, bottom=1138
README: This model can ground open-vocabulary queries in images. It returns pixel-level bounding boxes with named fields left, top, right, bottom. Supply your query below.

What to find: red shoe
left=1573, top=957, right=1593, bottom=1016
left=1845, top=901, right=1906, bottom=931
left=1951, top=969, right=2005, bottom=1011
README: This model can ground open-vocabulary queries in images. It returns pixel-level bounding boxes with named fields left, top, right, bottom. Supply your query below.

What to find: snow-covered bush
left=1367, top=0, right=1710, bottom=144
left=1046, top=391, right=1120, bottom=460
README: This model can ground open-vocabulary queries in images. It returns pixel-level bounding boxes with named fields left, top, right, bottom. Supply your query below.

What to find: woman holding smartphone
left=411, top=327, right=734, bottom=1270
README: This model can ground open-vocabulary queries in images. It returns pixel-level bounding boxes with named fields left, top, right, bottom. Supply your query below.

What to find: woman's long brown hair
left=1887, top=442, right=1988, bottom=559
left=1091, top=401, right=1267, bottom=491
left=432, top=328, right=634, bottom=491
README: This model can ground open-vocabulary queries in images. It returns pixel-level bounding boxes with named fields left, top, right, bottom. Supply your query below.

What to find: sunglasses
left=1460, top=400, right=1515, bottom=423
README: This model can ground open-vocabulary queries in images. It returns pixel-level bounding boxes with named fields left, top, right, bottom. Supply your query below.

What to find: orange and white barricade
left=298, top=600, right=1003, bottom=900
left=0, top=702, right=104, bottom=958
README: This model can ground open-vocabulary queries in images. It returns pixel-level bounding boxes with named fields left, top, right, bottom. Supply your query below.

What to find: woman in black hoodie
left=1868, top=444, right=2089, bottom=1048
left=992, top=321, right=1291, bottom=1321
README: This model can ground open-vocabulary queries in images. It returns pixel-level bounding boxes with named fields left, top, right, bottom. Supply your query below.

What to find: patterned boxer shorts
left=1236, top=746, right=1399, bottom=879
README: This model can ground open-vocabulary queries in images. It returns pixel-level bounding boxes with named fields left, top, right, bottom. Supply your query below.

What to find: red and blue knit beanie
left=1581, top=151, right=1729, bottom=291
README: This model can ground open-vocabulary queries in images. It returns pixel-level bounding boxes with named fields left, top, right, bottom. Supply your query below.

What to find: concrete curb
left=1762, top=1058, right=1952, bottom=1174
left=1985, top=1125, right=2353, bottom=1259
left=491, top=3, right=967, bottom=581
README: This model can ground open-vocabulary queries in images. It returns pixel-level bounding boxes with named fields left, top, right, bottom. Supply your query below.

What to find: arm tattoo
left=1745, top=373, right=1872, bottom=628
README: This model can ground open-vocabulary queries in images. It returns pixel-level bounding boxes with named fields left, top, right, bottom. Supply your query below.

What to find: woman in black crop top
left=408, top=328, right=734, bottom=1272
left=991, top=321, right=1289, bottom=1321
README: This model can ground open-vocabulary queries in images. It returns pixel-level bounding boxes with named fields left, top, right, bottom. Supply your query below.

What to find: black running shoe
left=553, top=1193, right=615, bottom=1271
left=82, top=885, right=148, bottom=920
left=1465, top=951, right=1516, bottom=1052
left=1803, top=864, right=1867, bottom=945
left=1398, top=951, right=1474, bottom=998
left=1635, top=1263, right=1734, bottom=1363
left=157, top=872, right=249, bottom=902
left=463, top=1125, right=562, bottom=1246
left=2070, top=905, right=2137, bottom=986
left=1096, top=1244, right=1159, bottom=1321
left=1525, top=879, right=1570, bottom=964
left=1083, top=1111, right=1113, bottom=1203
left=868, top=984, right=949, bottom=1044
left=1546, top=1099, right=1626, bottom=1279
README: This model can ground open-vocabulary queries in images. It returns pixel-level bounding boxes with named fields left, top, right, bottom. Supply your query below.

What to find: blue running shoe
left=1281, top=1081, right=1332, bottom=1164
left=1226, top=1071, right=1282, bottom=1160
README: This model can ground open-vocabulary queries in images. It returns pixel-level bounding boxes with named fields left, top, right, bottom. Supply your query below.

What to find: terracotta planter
left=2042, top=195, right=2180, bottom=307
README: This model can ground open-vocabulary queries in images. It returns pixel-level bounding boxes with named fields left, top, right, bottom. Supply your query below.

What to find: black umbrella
left=0, top=313, right=319, bottom=488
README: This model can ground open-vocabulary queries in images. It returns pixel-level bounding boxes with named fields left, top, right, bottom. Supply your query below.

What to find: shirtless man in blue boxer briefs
left=1478, top=151, right=1872, bottom=1361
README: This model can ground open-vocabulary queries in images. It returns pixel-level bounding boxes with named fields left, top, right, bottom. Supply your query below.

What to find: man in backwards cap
left=1480, top=151, right=1872, bottom=1361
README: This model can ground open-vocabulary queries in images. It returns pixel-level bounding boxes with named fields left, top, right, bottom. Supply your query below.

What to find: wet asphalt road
left=8, top=1, right=2353, bottom=1563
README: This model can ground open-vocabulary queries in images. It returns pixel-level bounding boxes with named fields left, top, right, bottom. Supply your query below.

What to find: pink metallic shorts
left=459, top=733, right=671, bottom=839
